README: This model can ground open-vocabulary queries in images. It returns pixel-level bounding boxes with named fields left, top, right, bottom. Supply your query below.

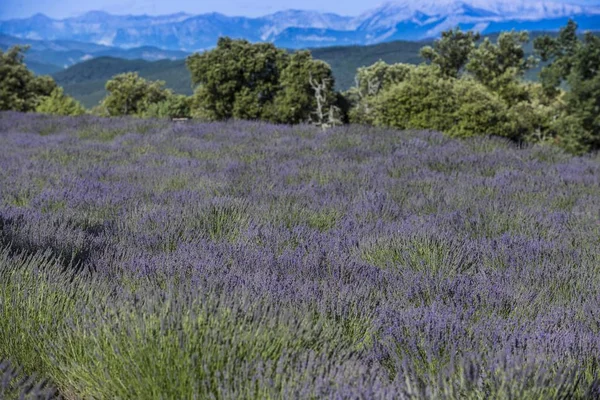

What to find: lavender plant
left=0, top=358, right=58, bottom=399
left=0, top=111, right=599, bottom=399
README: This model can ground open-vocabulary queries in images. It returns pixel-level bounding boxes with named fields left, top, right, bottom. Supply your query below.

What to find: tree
left=372, top=65, right=458, bottom=131
left=308, top=74, right=342, bottom=130
left=0, top=46, right=58, bottom=112
left=271, top=51, right=335, bottom=124
left=187, top=37, right=288, bottom=121
left=534, top=19, right=580, bottom=96
left=36, top=87, right=85, bottom=116
left=450, top=78, right=510, bottom=138
left=142, top=94, right=192, bottom=119
left=563, top=33, right=600, bottom=152
left=503, top=83, right=564, bottom=144
left=534, top=21, right=600, bottom=153
left=102, top=72, right=170, bottom=116
left=420, top=28, right=481, bottom=78
left=346, top=61, right=414, bottom=124
left=187, top=38, right=342, bottom=124
left=466, top=31, right=536, bottom=102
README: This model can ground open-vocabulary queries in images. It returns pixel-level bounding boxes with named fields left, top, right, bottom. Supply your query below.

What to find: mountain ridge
left=0, top=34, right=189, bottom=74
left=1, top=1, right=599, bottom=50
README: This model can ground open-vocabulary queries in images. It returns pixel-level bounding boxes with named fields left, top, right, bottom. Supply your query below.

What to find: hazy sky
left=1, top=0, right=600, bottom=19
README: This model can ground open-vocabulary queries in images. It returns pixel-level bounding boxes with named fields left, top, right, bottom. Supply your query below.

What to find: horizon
left=2, top=0, right=600, bottom=20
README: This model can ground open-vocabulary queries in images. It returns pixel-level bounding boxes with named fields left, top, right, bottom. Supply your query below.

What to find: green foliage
left=450, top=78, right=510, bottom=138
left=420, top=27, right=480, bottom=78
left=187, top=38, right=341, bottom=125
left=548, top=113, right=592, bottom=155
left=466, top=31, right=536, bottom=99
left=36, top=87, right=85, bottom=116
left=535, top=21, right=600, bottom=153
left=187, top=38, right=288, bottom=121
left=0, top=46, right=58, bottom=112
left=354, top=60, right=414, bottom=96
left=503, top=83, right=563, bottom=143
left=344, top=24, right=598, bottom=154
left=370, top=67, right=517, bottom=139
left=141, top=94, right=191, bottom=119
left=346, top=61, right=414, bottom=124
left=372, top=65, right=458, bottom=132
left=350, top=30, right=540, bottom=137
left=563, top=33, right=600, bottom=152
left=271, top=51, right=335, bottom=124
left=534, top=19, right=579, bottom=95
left=102, top=72, right=171, bottom=116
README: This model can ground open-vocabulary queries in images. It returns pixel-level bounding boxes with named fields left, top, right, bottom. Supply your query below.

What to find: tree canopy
left=102, top=72, right=171, bottom=116
left=420, top=28, right=481, bottom=78
left=36, top=87, right=85, bottom=116
left=0, top=46, right=58, bottom=112
left=186, top=38, right=339, bottom=124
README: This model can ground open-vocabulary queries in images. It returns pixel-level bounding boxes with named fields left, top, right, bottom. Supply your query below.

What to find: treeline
left=1, top=21, right=598, bottom=154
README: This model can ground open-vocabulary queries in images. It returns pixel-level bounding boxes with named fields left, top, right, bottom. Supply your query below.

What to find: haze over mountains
left=1, top=0, right=599, bottom=51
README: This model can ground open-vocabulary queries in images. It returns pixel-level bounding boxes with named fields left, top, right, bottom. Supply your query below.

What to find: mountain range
left=0, top=34, right=188, bottom=72
left=1, top=1, right=599, bottom=51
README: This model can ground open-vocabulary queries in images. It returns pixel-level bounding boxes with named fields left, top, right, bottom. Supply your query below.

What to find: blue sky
left=1, top=0, right=600, bottom=19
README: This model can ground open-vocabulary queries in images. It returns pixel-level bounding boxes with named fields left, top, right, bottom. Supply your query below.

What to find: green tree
left=503, top=83, right=564, bottom=144
left=534, top=19, right=579, bottom=96
left=371, top=65, right=518, bottom=139
left=420, top=28, right=481, bottom=78
left=36, top=87, right=85, bottom=116
left=142, top=94, right=192, bottom=119
left=466, top=31, right=536, bottom=103
left=372, top=65, right=458, bottom=131
left=0, top=46, right=58, bottom=112
left=187, top=37, right=288, bottom=121
left=272, top=51, right=335, bottom=124
left=102, top=72, right=170, bottom=116
left=535, top=21, right=600, bottom=153
left=450, top=78, right=510, bottom=138
left=346, top=61, right=414, bottom=124
left=563, top=33, right=600, bottom=152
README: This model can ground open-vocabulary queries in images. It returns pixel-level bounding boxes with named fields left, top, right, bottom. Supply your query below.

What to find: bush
left=102, top=72, right=170, bottom=117
left=346, top=61, right=414, bottom=125
left=449, top=78, right=509, bottom=138
left=36, top=87, right=85, bottom=116
left=372, top=65, right=458, bottom=131
left=141, top=94, right=191, bottom=119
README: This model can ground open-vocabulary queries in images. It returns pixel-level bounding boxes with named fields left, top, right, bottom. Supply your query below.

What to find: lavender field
left=0, top=111, right=599, bottom=399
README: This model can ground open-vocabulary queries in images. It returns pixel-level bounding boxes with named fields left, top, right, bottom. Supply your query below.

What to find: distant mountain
left=0, top=34, right=189, bottom=74
left=1, top=1, right=599, bottom=50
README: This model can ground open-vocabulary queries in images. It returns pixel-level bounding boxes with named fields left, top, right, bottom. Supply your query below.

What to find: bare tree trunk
left=309, top=74, right=341, bottom=131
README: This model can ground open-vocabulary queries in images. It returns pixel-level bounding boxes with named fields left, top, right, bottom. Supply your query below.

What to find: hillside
left=53, top=57, right=191, bottom=108
left=310, top=40, right=428, bottom=90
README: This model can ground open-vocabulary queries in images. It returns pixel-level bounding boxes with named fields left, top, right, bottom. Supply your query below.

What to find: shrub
left=36, top=87, right=85, bottom=116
